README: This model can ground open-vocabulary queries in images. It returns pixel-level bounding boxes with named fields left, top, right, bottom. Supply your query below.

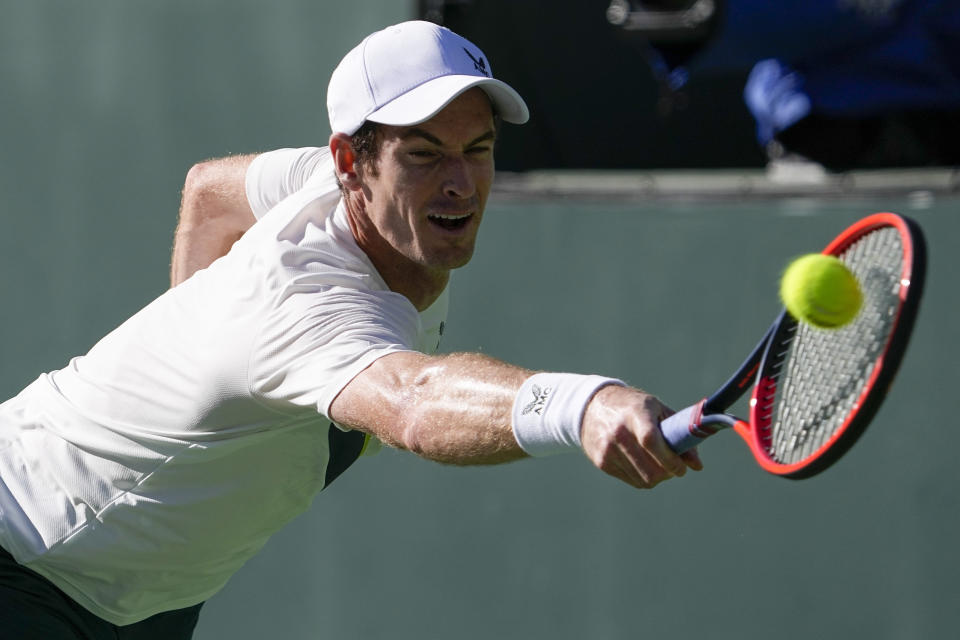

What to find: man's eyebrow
left=400, top=128, right=444, bottom=146
left=400, top=128, right=497, bottom=148
left=466, top=130, right=497, bottom=147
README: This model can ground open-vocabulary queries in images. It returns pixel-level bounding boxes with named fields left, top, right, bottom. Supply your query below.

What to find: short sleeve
left=245, top=147, right=336, bottom=219
left=249, top=287, right=422, bottom=419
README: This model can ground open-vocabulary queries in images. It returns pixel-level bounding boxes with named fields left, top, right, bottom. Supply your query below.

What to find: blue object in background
left=743, top=59, right=812, bottom=146
left=645, top=0, right=960, bottom=167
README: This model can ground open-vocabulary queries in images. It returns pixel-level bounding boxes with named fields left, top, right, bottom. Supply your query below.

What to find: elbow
left=182, top=161, right=209, bottom=197
left=339, top=353, right=453, bottom=462
left=180, top=161, right=226, bottom=222
left=393, top=365, right=441, bottom=458
left=175, top=156, right=257, bottom=238
left=395, top=398, right=429, bottom=458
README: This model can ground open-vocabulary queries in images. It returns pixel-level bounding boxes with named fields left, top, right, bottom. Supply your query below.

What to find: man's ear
left=329, top=133, right=362, bottom=191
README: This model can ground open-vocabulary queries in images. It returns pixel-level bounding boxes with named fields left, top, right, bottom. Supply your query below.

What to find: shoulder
left=246, top=147, right=334, bottom=219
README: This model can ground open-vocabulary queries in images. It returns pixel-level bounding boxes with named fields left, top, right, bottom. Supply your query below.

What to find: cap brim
left=365, top=75, right=529, bottom=128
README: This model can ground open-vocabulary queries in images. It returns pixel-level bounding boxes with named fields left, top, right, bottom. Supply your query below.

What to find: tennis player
left=0, top=20, right=701, bottom=638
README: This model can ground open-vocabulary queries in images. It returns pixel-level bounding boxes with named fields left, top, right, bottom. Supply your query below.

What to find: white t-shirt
left=0, top=147, right=448, bottom=624
left=245, top=146, right=340, bottom=216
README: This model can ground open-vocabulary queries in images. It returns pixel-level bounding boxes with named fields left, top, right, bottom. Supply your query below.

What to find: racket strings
left=765, top=227, right=904, bottom=464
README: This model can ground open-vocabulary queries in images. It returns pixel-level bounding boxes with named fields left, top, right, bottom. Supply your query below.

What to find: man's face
left=351, top=88, right=496, bottom=277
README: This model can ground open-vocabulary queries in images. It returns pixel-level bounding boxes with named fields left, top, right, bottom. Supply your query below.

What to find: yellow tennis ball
left=780, top=254, right=862, bottom=328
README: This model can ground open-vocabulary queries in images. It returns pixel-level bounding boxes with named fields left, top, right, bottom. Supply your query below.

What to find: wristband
left=511, top=373, right=626, bottom=457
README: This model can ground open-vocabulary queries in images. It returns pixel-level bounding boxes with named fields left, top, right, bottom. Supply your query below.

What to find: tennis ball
left=779, top=254, right=862, bottom=328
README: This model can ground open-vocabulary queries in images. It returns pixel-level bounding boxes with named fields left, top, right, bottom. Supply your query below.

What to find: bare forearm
left=331, top=351, right=531, bottom=465
left=170, top=218, right=246, bottom=285
left=331, top=350, right=703, bottom=488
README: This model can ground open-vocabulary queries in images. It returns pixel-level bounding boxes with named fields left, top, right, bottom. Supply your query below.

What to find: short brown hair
left=349, top=120, right=383, bottom=175
left=336, top=120, right=381, bottom=195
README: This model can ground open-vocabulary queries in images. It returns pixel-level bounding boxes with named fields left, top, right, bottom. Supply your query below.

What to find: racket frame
left=744, top=212, right=926, bottom=478
left=661, top=212, right=926, bottom=478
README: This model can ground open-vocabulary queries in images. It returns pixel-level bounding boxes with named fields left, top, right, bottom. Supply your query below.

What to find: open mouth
left=428, top=212, right=473, bottom=231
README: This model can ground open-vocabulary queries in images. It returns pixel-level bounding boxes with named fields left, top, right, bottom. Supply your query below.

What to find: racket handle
left=660, top=399, right=727, bottom=454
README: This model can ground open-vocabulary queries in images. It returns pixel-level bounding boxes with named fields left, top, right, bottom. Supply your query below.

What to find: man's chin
left=423, top=246, right=476, bottom=271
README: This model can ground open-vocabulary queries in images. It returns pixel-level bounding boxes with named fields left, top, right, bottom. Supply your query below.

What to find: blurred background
left=0, top=1, right=957, bottom=638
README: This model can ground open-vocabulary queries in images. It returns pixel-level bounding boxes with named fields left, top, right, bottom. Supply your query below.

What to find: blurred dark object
left=420, top=0, right=471, bottom=25
left=605, top=1, right=725, bottom=123
left=605, top=0, right=718, bottom=44
left=417, top=0, right=763, bottom=171
left=422, top=0, right=960, bottom=172
left=773, top=111, right=960, bottom=171
left=641, top=0, right=960, bottom=171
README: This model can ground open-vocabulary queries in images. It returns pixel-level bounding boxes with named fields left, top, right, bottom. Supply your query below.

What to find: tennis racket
left=659, top=212, right=926, bottom=479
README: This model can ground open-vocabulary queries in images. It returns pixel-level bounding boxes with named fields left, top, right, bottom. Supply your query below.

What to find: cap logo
left=463, top=47, right=490, bottom=77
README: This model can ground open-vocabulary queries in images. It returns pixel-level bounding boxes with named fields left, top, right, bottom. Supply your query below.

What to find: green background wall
left=1, top=3, right=956, bottom=639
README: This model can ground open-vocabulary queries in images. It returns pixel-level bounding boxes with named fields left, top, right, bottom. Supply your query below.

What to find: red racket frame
left=739, top=213, right=926, bottom=477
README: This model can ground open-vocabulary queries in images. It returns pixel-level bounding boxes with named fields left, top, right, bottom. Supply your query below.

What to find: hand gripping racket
left=659, top=212, right=926, bottom=478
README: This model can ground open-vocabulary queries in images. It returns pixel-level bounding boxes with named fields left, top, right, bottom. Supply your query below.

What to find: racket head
left=740, top=213, right=926, bottom=478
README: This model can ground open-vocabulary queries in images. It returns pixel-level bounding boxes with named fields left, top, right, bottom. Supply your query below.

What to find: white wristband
left=511, top=373, right=626, bottom=457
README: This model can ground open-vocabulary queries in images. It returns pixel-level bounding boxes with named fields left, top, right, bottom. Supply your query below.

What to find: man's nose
left=441, top=157, right=476, bottom=199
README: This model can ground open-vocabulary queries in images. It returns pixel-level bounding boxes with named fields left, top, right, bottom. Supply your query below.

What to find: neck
left=343, top=196, right=449, bottom=312
left=370, top=253, right=449, bottom=312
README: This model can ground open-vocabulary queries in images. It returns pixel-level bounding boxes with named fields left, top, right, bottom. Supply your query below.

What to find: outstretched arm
left=330, top=351, right=702, bottom=489
left=170, top=154, right=257, bottom=286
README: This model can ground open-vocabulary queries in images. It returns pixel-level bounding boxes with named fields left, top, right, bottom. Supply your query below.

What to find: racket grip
left=659, top=400, right=710, bottom=454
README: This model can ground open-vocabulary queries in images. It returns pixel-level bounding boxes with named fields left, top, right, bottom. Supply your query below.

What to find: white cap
left=327, top=20, right=529, bottom=135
